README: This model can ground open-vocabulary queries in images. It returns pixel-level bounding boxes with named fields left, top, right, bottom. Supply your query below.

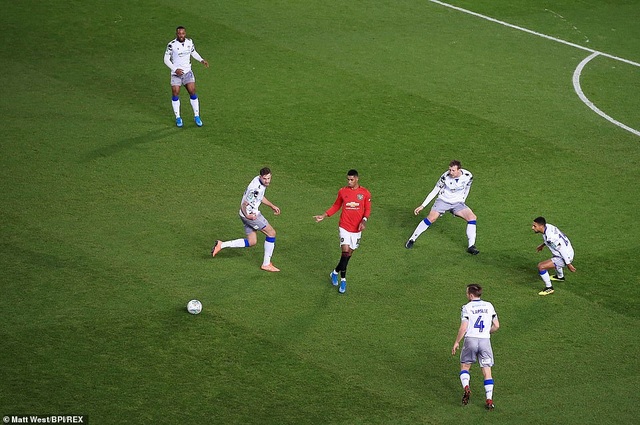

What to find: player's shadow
left=82, top=128, right=174, bottom=162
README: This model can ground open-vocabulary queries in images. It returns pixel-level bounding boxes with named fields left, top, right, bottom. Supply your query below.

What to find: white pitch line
left=574, top=53, right=640, bottom=137
left=428, top=0, right=640, bottom=67
left=429, top=0, right=640, bottom=137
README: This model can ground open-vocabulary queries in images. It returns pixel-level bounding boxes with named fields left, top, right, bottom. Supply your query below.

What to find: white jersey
left=461, top=299, right=497, bottom=339
left=436, top=169, right=473, bottom=204
left=164, top=38, right=204, bottom=75
left=543, top=224, right=574, bottom=264
left=239, top=176, right=267, bottom=218
left=421, top=169, right=473, bottom=207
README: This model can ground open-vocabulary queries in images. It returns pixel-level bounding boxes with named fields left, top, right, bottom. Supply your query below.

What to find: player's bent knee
left=427, top=212, right=440, bottom=222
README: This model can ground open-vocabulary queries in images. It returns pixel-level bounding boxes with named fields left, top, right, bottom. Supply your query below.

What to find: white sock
left=222, top=239, right=247, bottom=249
left=540, top=270, right=552, bottom=287
left=466, top=222, right=477, bottom=247
left=484, top=379, right=494, bottom=400
left=411, top=219, right=431, bottom=240
left=263, top=237, right=275, bottom=266
left=555, top=267, right=564, bottom=278
left=460, top=371, right=470, bottom=388
left=190, top=97, right=200, bottom=116
left=172, top=99, right=181, bottom=118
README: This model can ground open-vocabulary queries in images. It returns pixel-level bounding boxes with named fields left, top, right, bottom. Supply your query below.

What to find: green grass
left=1, top=0, right=639, bottom=423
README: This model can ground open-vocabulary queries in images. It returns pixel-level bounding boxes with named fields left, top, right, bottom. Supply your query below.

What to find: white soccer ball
left=187, top=299, right=202, bottom=315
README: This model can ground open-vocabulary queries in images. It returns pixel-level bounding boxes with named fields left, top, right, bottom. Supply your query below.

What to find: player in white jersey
left=532, top=216, right=576, bottom=296
left=452, top=284, right=500, bottom=410
left=405, top=160, right=479, bottom=255
left=164, top=26, right=209, bottom=128
left=211, top=168, right=281, bottom=272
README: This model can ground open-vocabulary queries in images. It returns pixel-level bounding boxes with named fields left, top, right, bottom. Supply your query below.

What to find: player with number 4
left=452, top=284, right=499, bottom=410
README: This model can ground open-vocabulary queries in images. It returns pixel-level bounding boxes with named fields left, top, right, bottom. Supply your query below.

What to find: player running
left=211, top=167, right=281, bottom=272
left=314, top=169, right=371, bottom=294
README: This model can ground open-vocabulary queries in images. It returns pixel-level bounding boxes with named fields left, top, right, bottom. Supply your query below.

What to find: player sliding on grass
left=406, top=160, right=479, bottom=255
left=531, top=216, right=576, bottom=296
left=211, top=167, right=281, bottom=272
left=314, top=169, right=371, bottom=294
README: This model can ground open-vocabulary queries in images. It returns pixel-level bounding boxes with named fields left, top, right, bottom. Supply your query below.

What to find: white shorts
left=432, top=199, right=470, bottom=215
left=339, top=227, right=361, bottom=250
left=171, top=70, right=196, bottom=86
left=460, top=337, right=494, bottom=367
left=552, top=252, right=574, bottom=268
left=239, top=213, right=269, bottom=234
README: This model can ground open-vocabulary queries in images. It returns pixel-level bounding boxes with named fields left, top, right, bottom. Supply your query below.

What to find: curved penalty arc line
left=573, top=53, right=640, bottom=137
left=429, top=0, right=640, bottom=138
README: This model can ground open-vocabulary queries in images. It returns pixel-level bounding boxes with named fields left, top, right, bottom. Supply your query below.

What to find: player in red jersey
left=314, top=169, right=371, bottom=294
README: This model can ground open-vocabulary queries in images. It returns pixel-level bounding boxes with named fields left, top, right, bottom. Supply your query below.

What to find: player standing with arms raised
left=452, top=284, right=500, bottom=410
left=531, top=216, right=576, bottom=295
left=406, top=160, right=479, bottom=255
left=164, top=26, right=209, bottom=127
left=314, top=169, right=371, bottom=294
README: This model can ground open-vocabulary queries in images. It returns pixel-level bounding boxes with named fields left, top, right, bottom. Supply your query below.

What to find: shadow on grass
left=82, top=127, right=175, bottom=162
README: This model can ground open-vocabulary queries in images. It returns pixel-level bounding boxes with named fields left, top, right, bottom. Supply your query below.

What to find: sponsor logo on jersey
left=345, top=201, right=359, bottom=208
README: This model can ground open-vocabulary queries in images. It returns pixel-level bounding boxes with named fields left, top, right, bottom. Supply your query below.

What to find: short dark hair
left=259, top=167, right=271, bottom=176
left=449, top=160, right=462, bottom=169
left=534, top=216, right=546, bottom=226
left=467, top=284, right=482, bottom=297
left=347, top=169, right=359, bottom=177
left=176, top=26, right=186, bottom=32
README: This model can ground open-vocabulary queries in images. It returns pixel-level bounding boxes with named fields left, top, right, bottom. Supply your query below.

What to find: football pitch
left=1, top=1, right=639, bottom=423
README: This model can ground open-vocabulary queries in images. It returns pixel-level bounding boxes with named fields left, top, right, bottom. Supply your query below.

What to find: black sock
left=336, top=252, right=351, bottom=278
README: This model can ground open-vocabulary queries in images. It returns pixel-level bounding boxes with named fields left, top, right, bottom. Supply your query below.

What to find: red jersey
left=325, top=186, right=371, bottom=232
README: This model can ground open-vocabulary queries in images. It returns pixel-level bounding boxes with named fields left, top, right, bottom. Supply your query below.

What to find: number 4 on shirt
left=474, top=316, right=485, bottom=332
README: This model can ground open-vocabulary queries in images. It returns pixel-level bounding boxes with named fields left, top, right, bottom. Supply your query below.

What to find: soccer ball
left=187, top=299, right=202, bottom=315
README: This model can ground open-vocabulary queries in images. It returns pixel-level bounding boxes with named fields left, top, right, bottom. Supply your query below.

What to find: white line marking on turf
left=544, top=9, right=589, bottom=43
left=429, top=0, right=640, bottom=137
left=428, top=0, right=640, bottom=66
left=573, top=53, right=640, bottom=137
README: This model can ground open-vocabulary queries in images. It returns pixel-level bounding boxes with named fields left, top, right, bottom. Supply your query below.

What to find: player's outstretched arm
left=314, top=213, right=327, bottom=222
left=191, top=49, right=209, bottom=68
left=416, top=185, right=439, bottom=215
left=262, top=197, right=280, bottom=215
